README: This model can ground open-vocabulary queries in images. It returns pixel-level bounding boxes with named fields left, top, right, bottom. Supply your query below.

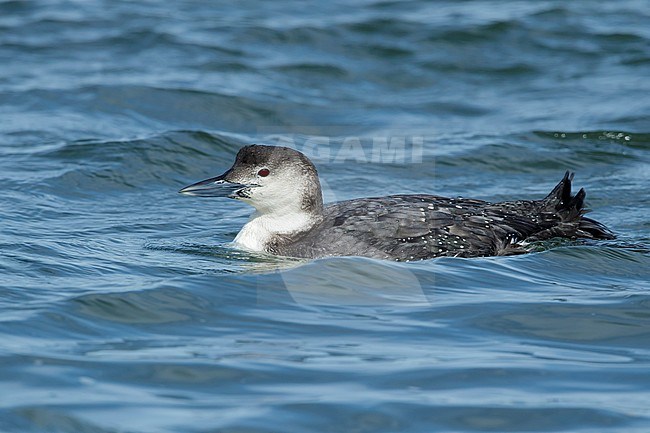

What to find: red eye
left=257, top=168, right=270, bottom=177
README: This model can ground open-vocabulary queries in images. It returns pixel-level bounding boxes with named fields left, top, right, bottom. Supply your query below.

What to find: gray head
left=180, top=145, right=324, bottom=216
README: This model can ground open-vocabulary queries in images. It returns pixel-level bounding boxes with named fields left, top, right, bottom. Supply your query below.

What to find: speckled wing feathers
left=274, top=173, right=614, bottom=261
left=279, top=195, right=532, bottom=260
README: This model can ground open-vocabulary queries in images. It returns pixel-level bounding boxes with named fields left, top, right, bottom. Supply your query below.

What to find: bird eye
left=257, top=168, right=270, bottom=177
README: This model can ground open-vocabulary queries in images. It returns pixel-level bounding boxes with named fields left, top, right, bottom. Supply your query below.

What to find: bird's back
left=274, top=172, right=614, bottom=261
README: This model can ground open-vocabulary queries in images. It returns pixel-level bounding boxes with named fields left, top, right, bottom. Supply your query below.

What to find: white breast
left=233, top=211, right=316, bottom=252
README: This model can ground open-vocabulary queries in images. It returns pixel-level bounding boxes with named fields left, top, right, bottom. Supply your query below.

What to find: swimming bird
left=179, top=144, right=614, bottom=261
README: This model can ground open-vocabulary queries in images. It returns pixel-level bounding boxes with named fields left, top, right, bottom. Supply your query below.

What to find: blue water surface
left=1, top=1, right=649, bottom=432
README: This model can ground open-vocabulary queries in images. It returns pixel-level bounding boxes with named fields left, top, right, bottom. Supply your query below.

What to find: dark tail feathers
left=543, top=171, right=615, bottom=240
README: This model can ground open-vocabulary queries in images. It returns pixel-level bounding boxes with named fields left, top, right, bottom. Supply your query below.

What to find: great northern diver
left=179, top=144, right=614, bottom=261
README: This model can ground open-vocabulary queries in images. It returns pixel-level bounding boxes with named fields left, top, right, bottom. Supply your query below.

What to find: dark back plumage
left=272, top=172, right=614, bottom=261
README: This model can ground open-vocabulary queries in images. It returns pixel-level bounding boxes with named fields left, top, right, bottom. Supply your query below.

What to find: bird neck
left=233, top=208, right=321, bottom=253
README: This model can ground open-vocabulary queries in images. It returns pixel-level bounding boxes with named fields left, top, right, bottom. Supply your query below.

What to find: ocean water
left=1, top=1, right=650, bottom=432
